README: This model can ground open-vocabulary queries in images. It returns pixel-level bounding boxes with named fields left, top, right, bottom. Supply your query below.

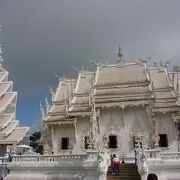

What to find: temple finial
left=117, top=46, right=124, bottom=64
left=0, top=25, right=4, bottom=64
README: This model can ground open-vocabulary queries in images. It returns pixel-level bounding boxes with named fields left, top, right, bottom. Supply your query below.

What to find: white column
left=74, top=119, right=77, bottom=143
left=12, top=143, right=17, bottom=155
left=51, top=125, right=55, bottom=153
left=122, top=107, right=125, bottom=128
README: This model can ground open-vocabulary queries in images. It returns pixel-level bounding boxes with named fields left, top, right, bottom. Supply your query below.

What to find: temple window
left=84, top=136, right=90, bottom=149
left=108, top=135, right=117, bottom=148
left=61, top=137, right=69, bottom=150
left=159, top=134, right=168, bottom=147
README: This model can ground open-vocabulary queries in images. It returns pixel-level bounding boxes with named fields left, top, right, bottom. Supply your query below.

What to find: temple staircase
left=107, top=163, right=141, bottom=180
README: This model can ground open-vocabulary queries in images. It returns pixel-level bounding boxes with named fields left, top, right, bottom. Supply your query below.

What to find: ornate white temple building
left=0, top=46, right=29, bottom=157
left=42, top=49, right=180, bottom=158
left=4, top=49, right=180, bottom=180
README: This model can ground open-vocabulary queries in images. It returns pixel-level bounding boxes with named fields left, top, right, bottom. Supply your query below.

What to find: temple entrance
left=147, top=173, right=158, bottom=180
left=108, top=135, right=117, bottom=148
left=159, top=134, right=168, bottom=147
left=61, top=137, right=69, bottom=150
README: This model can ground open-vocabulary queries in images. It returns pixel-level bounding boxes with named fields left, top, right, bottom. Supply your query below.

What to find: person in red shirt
left=112, top=154, right=120, bottom=175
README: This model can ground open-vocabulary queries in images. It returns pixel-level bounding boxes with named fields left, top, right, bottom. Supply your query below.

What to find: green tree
left=30, top=131, right=44, bottom=154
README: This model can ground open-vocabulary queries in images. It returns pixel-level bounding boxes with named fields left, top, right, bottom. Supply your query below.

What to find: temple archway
left=147, top=173, right=158, bottom=180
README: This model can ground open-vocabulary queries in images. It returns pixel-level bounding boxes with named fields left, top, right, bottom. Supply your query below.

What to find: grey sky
left=0, top=0, right=180, bottom=127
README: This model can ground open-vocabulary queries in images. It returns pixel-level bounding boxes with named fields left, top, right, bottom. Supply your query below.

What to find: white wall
left=53, top=124, right=75, bottom=154
left=155, top=112, right=178, bottom=152
left=73, top=116, right=90, bottom=154
left=99, top=106, right=149, bottom=157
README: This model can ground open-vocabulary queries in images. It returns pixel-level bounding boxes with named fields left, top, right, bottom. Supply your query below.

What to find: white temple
left=43, top=49, right=180, bottom=157
left=4, top=49, right=180, bottom=180
left=0, top=45, right=29, bottom=157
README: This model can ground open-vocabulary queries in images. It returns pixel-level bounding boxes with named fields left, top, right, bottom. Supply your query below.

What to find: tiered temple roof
left=69, top=71, right=94, bottom=116
left=45, top=79, right=76, bottom=124
left=93, top=63, right=152, bottom=108
left=149, top=67, right=179, bottom=112
left=43, top=54, right=180, bottom=124
left=0, top=66, right=29, bottom=145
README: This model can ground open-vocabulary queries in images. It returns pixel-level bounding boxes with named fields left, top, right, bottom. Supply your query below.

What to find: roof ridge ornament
left=89, top=58, right=102, bottom=66
left=40, top=101, right=46, bottom=120
left=117, top=46, right=124, bottom=65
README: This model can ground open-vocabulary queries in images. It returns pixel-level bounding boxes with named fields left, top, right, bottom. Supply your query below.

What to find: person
left=110, top=154, right=115, bottom=175
left=112, top=154, right=120, bottom=175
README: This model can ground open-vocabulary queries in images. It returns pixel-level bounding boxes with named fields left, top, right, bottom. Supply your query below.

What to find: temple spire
left=0, top=24, right=4, bottom=64
left=117, top=46, right=124, bottom=64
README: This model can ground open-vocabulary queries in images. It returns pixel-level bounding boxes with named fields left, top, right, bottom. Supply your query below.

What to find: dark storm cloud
left=0, top=0, right=180, bottom=127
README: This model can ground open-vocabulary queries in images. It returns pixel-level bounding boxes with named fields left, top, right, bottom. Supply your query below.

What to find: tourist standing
left=112, top=154, right=120, bottom=175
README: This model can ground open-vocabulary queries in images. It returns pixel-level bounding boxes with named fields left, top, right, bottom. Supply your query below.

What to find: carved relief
left=129, top=132, right=144, bottom=150
left=130, top=110, right=144, bottom=149
left=80, top=129, right=90, bottom=152
left=103, top=126, right=121, bottom=148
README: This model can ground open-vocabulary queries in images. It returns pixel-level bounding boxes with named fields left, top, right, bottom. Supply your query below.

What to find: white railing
left=160, top=152, right=180, bottom=160
left=143, top=150, right=180, bottom=160
left=136, top=148, right=180, bottom=176
left=144, top=149, right=161, bottom=159
left=12, top=154, right=87, bottom=162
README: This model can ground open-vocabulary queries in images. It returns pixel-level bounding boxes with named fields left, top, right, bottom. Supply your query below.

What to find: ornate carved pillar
left=96, top=108, right=100, bottom=134
left=51, top=125, right=55, bottom=152
left=173, top=114, right=180, bottom=151
left=73, top=118, right=77, bottom=142
left=122, top=107, right=125, bottom=128
left=88, top=102, right=99, bottom=151
left=146, top=101, right=159, bottom=149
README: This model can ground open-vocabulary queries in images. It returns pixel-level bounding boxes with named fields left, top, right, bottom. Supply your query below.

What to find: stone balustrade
left=160, top=152, right=180, bottom=160
left=144, top=149, right=161, bottom=159
left=143, top=149, right=180, bottom=160
left=12, top=154, right=87, bottom=162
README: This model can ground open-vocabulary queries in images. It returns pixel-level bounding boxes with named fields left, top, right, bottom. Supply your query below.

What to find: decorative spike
left=40, top=101, right=45, bottom=119
left=147, top=53, right=154, bottom=61
left=0, top=25, right=4, bottom=63
left=154, top=62, right=158, bottom=67
left=72, top=66, right=79, bottom=72
left=137, top=58, right=147, bottom=64
left=70, top=79, right=74, bottom=94
left=172, top=65, right=175, bottom=90
left=52, top=72, right=59, bottom=79
left=49, top=86, right=54, bottom=98
left=66, top=82, right=70, bottom=104
left=177, top=74, right=179, bottom=98
left=88, top=57, right=101, bottom=66
left=159, top=60, right=163, bottom=67
left=45, top=95, right=50, bottom=113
